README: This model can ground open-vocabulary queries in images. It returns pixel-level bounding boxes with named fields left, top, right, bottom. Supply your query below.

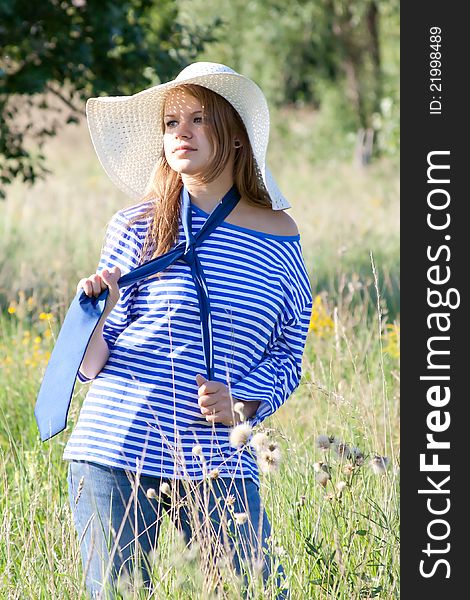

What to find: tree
left=0, top=0, right=219, bottom=199
left=178, top=0, right=399, bottom=164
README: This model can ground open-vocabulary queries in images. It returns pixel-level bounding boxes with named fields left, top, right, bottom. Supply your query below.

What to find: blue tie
left=34, top=185, right=241, bottom=441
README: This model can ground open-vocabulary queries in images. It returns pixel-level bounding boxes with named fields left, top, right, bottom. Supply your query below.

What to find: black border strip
left=401, top=4, right=466, bottom=597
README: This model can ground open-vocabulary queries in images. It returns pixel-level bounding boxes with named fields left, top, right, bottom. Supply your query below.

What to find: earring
left=234, top=140, right=241, bottom=148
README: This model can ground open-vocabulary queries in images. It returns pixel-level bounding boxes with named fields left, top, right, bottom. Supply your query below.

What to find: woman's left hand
left=195, top=374, right=260, bottom=426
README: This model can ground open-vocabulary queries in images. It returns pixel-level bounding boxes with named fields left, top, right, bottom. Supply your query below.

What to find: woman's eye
left=165, top=120, right=177, bottom=128
left=194, top=116, right=203, bottom=123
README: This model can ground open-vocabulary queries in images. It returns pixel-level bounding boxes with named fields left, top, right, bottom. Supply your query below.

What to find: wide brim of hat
left=86, top=71, right=290, bottom=210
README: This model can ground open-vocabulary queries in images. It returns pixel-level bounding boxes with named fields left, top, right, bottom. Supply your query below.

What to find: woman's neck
left=181, top=170, right=236, bottom=213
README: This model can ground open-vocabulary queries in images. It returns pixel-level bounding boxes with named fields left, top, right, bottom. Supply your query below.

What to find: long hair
left=128, top=83, right=272, bottom=267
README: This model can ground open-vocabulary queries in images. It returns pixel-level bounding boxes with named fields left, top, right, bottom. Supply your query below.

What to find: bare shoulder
left=268, top=209, right=299, bottom=236
left=234, top=201, right=300, bottom=236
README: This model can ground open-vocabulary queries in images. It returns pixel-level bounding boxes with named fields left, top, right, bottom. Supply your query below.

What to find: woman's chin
left=173, top=165, right=208, bottom=179
left=169, top=162, right=199, bottom=175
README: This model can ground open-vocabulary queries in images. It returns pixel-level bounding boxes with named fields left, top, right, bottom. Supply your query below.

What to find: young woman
left=63, top=62, right=312, bottom=598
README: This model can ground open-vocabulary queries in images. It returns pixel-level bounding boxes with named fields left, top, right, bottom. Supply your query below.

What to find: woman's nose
left=175, top=120, right=192, bottom=138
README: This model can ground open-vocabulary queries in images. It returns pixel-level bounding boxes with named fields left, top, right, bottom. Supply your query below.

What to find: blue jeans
left=67, top=460, right=289, bottom=598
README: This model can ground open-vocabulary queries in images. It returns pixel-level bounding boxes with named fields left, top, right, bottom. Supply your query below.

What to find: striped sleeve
left=98, top=210, right=143, bottom=350
left=230, top=264, right=313, bottom=428
left=77, top=210, right=144, bottom=383
left=77, top=370, right=92, bottom=383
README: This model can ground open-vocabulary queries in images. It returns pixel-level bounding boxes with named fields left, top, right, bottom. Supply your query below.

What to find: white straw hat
left=85, top=61, right=290, bottom=210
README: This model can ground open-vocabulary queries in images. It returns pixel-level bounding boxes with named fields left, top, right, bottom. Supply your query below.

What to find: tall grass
left=0, top=108, right=399, bottom=598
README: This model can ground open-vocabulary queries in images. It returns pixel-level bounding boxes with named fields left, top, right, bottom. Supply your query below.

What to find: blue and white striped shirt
left=63, top=199, right=313, bottom=489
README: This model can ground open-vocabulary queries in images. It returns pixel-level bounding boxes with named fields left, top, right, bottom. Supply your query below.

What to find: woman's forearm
left=78, top=311, right=111, bottom=380
left=76, top=267, right=121, bottom=380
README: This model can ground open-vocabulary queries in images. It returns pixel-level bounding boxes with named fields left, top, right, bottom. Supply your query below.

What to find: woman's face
left=163, top=88, right=214, bottom=177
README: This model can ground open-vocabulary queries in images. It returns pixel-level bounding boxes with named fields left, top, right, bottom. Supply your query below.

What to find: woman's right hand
left=76, top=266, right=121, bottom=314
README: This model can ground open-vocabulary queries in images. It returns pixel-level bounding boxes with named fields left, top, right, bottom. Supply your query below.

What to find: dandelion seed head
left=191, top=444, right=203, bottom=458
left=226, top=494, right=236, bottom=507
left=315, top=470, right=330, bottom=487
left=351, top=447, right=365, bottom=466
left=316, top=434, right=331, bottom=451
left=343, top=463, right=356, bottom=476
left=370, top=454, right=390, bottom=474
left=160, top=482, right=171, bottom=496
left=233, top=401, right=246, bottom=421
left=250, top=431, right=269, bottom=452
left=334, top=441, right=351, bottom=461
left=229, top=422, right=252, bottom=448
left=146, top=487, right=158, bottom=499
left=336, top=481, right=347, bottom=493
left=209, top=468, right=220, bottom=479
left=259, top=447, right=281, bottom=473
left=234, top=512, right=248, bottom=525
left=325, top=492, right=335, bottom=501
left=314, top=461, right=330, bottom=475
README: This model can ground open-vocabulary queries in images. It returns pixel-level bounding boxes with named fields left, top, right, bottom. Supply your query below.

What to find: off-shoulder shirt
left=63, top=199, right=313, bottom=489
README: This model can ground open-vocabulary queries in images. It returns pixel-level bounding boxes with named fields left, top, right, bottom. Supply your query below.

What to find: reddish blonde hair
left=129, top=84, right=271, bottom=265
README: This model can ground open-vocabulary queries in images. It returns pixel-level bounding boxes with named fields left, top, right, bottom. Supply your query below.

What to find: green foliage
left=179, top=0, right=400, bottom=163
left=0, top=0, right=219, bottom=198
left=0, top=0, right=400, bottom=195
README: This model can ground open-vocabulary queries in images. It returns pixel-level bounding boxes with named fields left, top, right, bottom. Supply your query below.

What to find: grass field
left=0, top=109, right=399, bottom=599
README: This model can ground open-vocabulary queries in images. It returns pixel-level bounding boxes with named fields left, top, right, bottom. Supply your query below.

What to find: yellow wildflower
left=308, top=295, right=334, bottom=337
left=369, top=197, right=383, bottom=208
left=39, top=312, right=53, bottom=321
left=7, top=305, right=16, bottom=314
left=383, top=323, right=400, bottom=359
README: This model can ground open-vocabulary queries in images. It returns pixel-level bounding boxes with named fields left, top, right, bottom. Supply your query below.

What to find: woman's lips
left=174, top=147, right=196, bottom=153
